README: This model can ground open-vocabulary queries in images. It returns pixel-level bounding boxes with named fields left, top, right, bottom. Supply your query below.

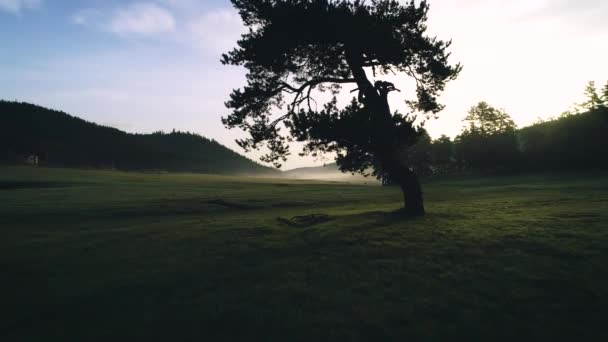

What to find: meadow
left=1, top=166, right=607, bottom=341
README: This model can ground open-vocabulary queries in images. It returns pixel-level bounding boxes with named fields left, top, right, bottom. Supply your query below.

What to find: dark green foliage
left=423, top=104, right=608, bottom=175
left=461, top=101, right=516, bottom=135
left=456, top=102, right=520, bottom=172
left=456, top=131, right=520, bottom=172
left=222, top=0, right=461, bottom=214
left=445, top=82, right=608, bottom=174
left=430, top=135, right=454, bottom=164
left=222, top=0, right=460, bottom=167
left=287, top=98, right=423, bottom=175
left=405, top=130, right=432, bottom=175
left=421, top=105, right=608, bottom=175
left=428, top=134, right=455, bottom=174
left=519, top=107, right=608, bottom=171
left=0, top=101, right=277, bottom=175
left=580, top=81, right=604, bottom=111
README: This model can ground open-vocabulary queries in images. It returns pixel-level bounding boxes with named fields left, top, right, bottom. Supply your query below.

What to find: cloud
left=0, top=0, right=42, bottom=14
left=72, top=8, right=102, bottom=26
left=158, top=0, right=199, bottom=11
left=73, top=3, right=176, bottom=37
left=189, top=9, right=246, bottom=54
left=72, top=3, right=244, bottom=54
left=107, top=3, right=176, bottom=36
left=506, top=0, right=608, bottom=28
left=540, top=0, right=606, bottom=14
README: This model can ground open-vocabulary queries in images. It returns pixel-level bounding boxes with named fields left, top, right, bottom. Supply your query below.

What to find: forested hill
left=0, top=101, right=279, bottom=175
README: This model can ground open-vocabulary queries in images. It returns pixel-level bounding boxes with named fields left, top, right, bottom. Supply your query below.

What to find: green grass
left=1, top=166, right=608, bottom=341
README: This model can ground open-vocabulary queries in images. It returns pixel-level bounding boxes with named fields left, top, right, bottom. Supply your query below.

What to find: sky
left=1, top=0, right=607, bottom=169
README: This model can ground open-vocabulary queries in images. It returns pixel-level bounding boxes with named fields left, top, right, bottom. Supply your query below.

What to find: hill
left=0, top=101, right=278, bottom=175
left=518, top=107, right=608, bottom=171
left=283, top=163, right=377, bottom=183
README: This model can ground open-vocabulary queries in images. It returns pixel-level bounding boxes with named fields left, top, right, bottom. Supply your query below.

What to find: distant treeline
left=409, top=80, right=608, bottom=175
left=0, top=101, right=278, bottom=175
left=2, top=80, right=607, bottom=176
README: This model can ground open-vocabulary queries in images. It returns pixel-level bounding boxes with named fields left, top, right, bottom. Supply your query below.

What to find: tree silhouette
left=602, top=81, right=608, bottom=107
left=406, top=129, right=432, bottom=176
left=581, top=81, right=603, bottom=111
left=431, top=135, right=454, bottom=165
left=519, top=106, right=608, bottom=171
left=461, top=101, right=516, bottom=135
left=222, top=0, right=461, bottom=215
left=456, top=102, right=519, bottom=172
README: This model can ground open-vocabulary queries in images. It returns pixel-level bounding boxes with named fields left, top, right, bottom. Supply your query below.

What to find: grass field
left=1, top=166, right=608, bottom=341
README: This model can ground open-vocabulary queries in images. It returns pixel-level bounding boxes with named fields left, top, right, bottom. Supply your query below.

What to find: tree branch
left=280, top=77, right=356, bottom=95
left=268, top=77, right=357, bottom=128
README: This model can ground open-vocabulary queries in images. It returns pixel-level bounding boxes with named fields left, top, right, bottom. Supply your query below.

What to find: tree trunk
left=398, top=169, right=425, bottom=216
left=345, top=50, right=425, bottom=216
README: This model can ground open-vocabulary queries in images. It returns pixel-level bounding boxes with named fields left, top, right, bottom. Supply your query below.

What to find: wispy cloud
left=72, top=8, right=102, bottom=26
left=158, top=0, right=199, bottom=11
left=108, top=3, right=176, bottom=36
left=188, top=9, right=245, bottom=55
left=73, top=3, right=245, bottom=55
left=520, top=0, right=608, bottom=28
left=0, top=0, right=42, bottom=14
left=73, top=2, right=176, bottom=37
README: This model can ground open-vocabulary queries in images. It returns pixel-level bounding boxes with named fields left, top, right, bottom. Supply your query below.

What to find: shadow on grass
left=277, top=208, right=433, bottom=230
left=0, top=180, right=73, bottom=190
left=342, top=208, right=432, bottom=222
left=277, top=214, right=333, bottom=227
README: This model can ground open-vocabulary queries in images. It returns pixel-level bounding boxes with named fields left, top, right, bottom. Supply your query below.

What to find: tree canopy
left=456, top=102, right=519, bottom=171
left=222, top=0, right=461, bottom=215
left=462, top=101, right=516, bottom=135
left=580, top=81, right=604, bottom=111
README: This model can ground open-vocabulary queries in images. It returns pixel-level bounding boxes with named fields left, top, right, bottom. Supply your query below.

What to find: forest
left=0, top=101, right=277, bottom=175
left=408, top=81, right=608, bottom=175
left=2, top=80, right=606, bottom=178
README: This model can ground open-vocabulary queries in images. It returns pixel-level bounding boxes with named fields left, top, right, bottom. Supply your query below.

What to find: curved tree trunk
left=398, top=169, right=425, bottom=216
left=345, top=50, right=426, bottom=216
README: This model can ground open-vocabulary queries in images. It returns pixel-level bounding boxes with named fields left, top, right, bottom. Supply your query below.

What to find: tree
left=456, top=102, right=519, bottom=171
left=462, top=101, right=515, bottom=135
left=430, top=135, right=454, bottom=165
left=222, top=0, right=461, bottom=216
left=580, top=81, right=603, bottom=111
left=519, top=108, right=608, bottom=171
left=407, top=130, right=432, bottom=176
left=602, top=81, right=608, bottom=107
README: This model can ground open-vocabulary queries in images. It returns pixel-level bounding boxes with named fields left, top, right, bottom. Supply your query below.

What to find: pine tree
left=462, top=102, right=516, bottom=135
left=221, top=0, right=461, bottom=216
left=580, top=81, right=603, bottom=111
left=602, top=81, right=608, bottom=107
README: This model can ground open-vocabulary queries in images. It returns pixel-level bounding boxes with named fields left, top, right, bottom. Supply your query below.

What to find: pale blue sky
left=1, top=0, right=607, bottom=169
